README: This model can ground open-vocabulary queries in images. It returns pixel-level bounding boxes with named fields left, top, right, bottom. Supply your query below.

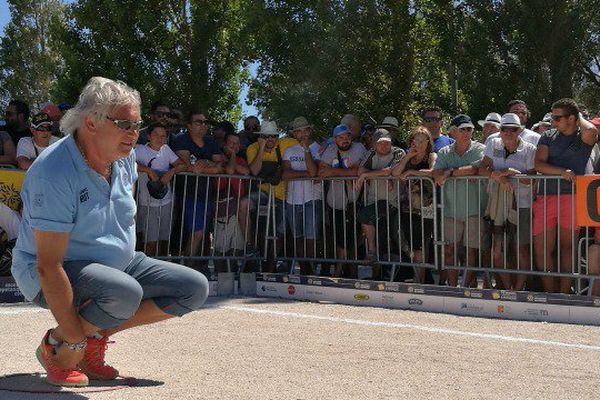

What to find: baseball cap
left=332, top=124, right=351, bottom=137
left=373, top=129, right=392, bottom=143
left=449, top=114, right=474, bottom=130
left=31, top=112, right=53, bottom=129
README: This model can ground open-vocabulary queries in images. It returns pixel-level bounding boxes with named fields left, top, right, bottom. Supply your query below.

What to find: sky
left=0, top=0, right=259, bottom=128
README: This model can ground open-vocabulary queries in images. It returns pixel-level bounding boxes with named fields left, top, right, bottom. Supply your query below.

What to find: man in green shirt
left=433, top=114, right=487, bottom=286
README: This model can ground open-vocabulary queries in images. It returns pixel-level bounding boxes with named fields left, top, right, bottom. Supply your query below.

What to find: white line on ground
left=0, top=308, right=46, bottom=315
left=222, top=305, right=600, bottom=351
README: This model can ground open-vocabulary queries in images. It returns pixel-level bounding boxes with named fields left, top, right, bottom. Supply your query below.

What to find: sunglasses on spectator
left=106, top=116, right=144, bottom=131
left=423, top=117, right=441, bottom=122
left=32, top=124, right=53, bottom=132
left=191, top=119, right=209, bottom=126
left=500, top=127, right=520, bottom=133
left=263, top=134, right=278, bottom=139
left=551, top=114, right=570, bottom=121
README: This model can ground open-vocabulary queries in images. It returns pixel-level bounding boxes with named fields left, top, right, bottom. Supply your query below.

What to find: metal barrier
left=134, top=171, right=600, bottom=293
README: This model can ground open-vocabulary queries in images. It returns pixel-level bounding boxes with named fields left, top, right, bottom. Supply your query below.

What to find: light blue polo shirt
left=11, top=134, right=138, bottom=301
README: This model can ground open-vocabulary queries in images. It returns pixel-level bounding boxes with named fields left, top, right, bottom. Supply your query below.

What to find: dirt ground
left=1, top=296, right=600, bottom=400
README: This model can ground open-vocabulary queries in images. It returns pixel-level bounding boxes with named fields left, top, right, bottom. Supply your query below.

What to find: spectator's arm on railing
left=16, top=156, right=33, bottom=171
left=304, top=145, right=318, bottom=177
left=579, top=113, right=599, bottom=146
left=175, top=150, right=194, bottom=171
left=136, top=162, right=159, bottom=181
left=160, top=160, right=187, bottom=186
left=318, top=161, right=359, bottom=178
left=452, top=165, right=479, bottom=177
left=282, top=160, right=310, bottom=180
left=222, top=148, right=249, bottom=175
left=192, top=159, right=223, bottom=175
left=534, top=144, right=575, bottom=181
left=432, top=167, right=452, bottom=186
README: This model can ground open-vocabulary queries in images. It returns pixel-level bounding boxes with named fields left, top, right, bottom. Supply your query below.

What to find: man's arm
left=0, top=137, right=16, bottom=165
left=248, top=139, right=266, bottom=176
left=282, top=160, right=310, bottom=180
left=580, top=114, right=599, bottom=146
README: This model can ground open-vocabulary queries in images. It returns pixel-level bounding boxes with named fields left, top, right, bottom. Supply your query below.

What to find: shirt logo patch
left=80, top=188, right=89, bottom=203
left=33, top=193, right=43, bottom=208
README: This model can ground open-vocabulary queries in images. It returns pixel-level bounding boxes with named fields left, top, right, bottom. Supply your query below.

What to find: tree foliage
left=50, top=0, right=249, bottom=120
left=0, top=0, right=65, bottom=109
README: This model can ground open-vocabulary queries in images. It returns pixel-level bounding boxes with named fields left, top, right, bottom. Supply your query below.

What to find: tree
left=0, top=0, right=65, bottom=110
left=50, top=0, right=250, bottom=120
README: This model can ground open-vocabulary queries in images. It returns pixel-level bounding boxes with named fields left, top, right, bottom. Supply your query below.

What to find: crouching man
left=11, top=77, right=209, bottom=387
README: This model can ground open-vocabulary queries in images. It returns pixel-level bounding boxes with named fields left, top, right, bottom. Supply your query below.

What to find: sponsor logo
left=354, top=293, right=370, bottom=301
left=385, top=283, right=400, bottom=292
left=282, top=276, right=289, bottom=283
left=460, top=302, right=484, bottom=313
left=408, top=286, right=414, bottom=293
left=354, top=283, right=371, bottom=290
left=288, top=276, right=301, bottom=284
left=377, top=284, right=385, bottom=291
left=413, top=288, right=425, bottom=294
left=308, top=279, right=322, bottom=285
left=594, top=299, right=600, bottom=307
left=491, top=292, right=500, bottom=300
left=500, top=291, right=517, bottom=301
left=264, top=276, right=277, bottom=282
left=533, top=295, right=547, bottom=303
left=527, top=294, right=534, bottom=302
left=464, top=290, right=470, bottom=297
left=497, top=305, right=505, bottom=314
left=288, top=285, right=296, bottom=295
left=524, top=308, right=549, bottom=317
left=470, top=291, right=483, bottom=299
left=408, top=298, right=423, bottom=306
left=306, top=290, right=324, bottom=296
left=260, top=285, right=277, bottom=293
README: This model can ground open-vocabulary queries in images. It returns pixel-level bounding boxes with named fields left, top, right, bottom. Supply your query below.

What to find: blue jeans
left=286, top=200, right=322, bottom=240
left=33, top=252, right=209, bottom=329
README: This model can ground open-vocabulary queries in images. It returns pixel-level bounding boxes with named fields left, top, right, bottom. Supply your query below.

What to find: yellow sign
left=0, top=168, right=25, bottom=211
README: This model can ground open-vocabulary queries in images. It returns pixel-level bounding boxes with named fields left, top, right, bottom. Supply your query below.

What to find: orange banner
left=576, top=175, right=600, bottom=227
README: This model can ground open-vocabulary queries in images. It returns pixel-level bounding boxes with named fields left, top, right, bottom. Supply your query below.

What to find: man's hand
left=147, top=169, right=160, bottom=182
left=561, top=169, right=575, bottom=182
left=257, top=137, right=266, bottom=150
left=434, top=169, right=452, bottom=186
left=159, top=174, right=171, bottom=186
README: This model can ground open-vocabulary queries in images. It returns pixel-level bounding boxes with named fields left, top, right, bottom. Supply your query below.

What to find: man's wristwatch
left=62, top=338, right=87, bottom=352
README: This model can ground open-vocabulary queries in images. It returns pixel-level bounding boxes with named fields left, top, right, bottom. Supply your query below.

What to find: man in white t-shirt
left=135, top=123, right=186, bottom=256
left=479, top=113, right=536, bottom=291
left=282, top=116, right=321, bottom=275
left=16, top=112, right=60, bottom=170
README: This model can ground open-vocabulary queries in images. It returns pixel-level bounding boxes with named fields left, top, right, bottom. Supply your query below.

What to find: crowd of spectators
left=1, top=97, right=600, bottom=295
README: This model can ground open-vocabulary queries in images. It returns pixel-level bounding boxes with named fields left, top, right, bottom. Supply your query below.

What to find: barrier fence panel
left=133, top=171, right=600, bottom=293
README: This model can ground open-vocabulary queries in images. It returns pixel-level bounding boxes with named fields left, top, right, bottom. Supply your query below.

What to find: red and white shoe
left=78, top=335, right=119, bottom=380
left=36, top=330, right=89, bottom=387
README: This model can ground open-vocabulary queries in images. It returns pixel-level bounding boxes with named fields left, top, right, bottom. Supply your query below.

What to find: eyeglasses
left=551, top=114, right=569, bottom=122
left=500, top=127, right=520, bottom=133
left=423, top=117, right=441, bottom=123
left=192, top=119, right=209, bottom=126
left=106, top=116, right=143, bottom=131
left=263, top=134, right=278, bottom=139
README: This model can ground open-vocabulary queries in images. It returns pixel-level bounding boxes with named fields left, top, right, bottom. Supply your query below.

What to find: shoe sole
left=36, top=345, right=89, bottom=387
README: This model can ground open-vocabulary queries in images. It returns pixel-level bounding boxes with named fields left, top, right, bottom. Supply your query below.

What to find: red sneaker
left=35, top=330, right=89, bottom=387
left=78, top=335, right=119, bottom=380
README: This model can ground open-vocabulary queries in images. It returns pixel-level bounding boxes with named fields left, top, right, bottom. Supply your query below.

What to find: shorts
left=137, top=205, right=172, bottom=242
left=213, top=215, right=245, bottom=253
left=286, top=200, right=322, bottom=240
left=444, top=216, right=488, bottom=249
left=247, top=190, right=286, bottom=236
left=532, top=194, right=578, bottom=236
left=183, top=198, right=213, bottom=234
left=31, top=253, right=208, bottom=329
left=494, top=209, right=531, bottom=246
left=357, top=201, right=397, bottom=226
left=400, top=212, right=434, bottom=251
